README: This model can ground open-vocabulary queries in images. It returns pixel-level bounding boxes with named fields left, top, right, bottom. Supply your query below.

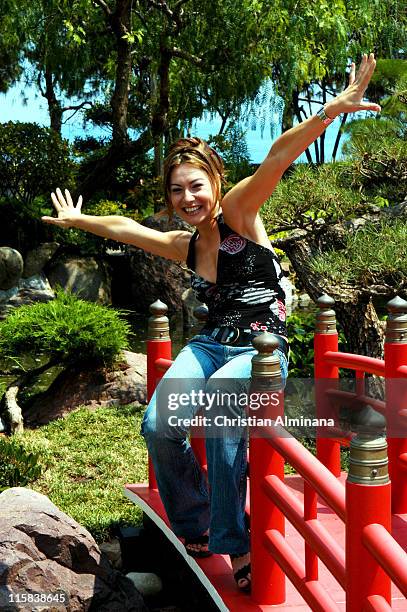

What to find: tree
left=0, top=0, right=28, bottom=92
left=269, top=0, right=407, bottom=162
left=76, top=0, right=283, bottom=200
left=19, top=0, right=108, bottom=134
left=0, top=121, right=75, bottom=250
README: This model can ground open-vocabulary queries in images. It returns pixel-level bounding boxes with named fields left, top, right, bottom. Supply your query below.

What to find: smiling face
left=169, top=163, right=218, bottom=226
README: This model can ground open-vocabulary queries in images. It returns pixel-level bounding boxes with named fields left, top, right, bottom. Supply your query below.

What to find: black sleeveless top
left=186, top=214, right=287, bottom=337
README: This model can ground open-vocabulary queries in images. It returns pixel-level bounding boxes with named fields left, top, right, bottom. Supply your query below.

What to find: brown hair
left=163, top=137, right=226, bottom=218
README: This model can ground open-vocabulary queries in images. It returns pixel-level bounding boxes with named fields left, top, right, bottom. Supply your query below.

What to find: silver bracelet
left=315, top=106, right=334, bottom=126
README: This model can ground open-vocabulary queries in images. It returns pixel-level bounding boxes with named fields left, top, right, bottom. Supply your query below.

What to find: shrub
left=261, top=163, right=363, bottom=234
left=0, top=290, right=130, bottom=368
left=0, top=437, right=44, bottom=492
left=286, top=310, right=348, bottom=377
left=310, top=218, right=407, bottom=286
left=286, top=311, right=316, bottom=377
left=341, top=118, right=407, bottom=204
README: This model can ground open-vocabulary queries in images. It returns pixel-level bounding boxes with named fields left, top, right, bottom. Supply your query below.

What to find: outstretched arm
left=42, top=188, right=190, bottom=261
left=222, top=54, right=380, bottom=219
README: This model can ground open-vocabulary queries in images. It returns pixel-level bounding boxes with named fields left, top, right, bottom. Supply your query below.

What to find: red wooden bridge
left=125, top=295, right=407, bottom=611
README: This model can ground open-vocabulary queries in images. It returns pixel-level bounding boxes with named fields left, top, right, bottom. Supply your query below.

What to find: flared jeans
left=141, top=334, right=288, bottom=555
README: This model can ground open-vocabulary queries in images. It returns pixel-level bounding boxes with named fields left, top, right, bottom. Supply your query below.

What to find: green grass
left=15, top=404, right=148, bottom=542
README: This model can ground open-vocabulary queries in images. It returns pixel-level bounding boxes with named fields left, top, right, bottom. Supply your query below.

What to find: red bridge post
left=250, top=333, right=286, bottom=605
left=147, top=300, right=172, bottom=489
left=385, top=296, right=407, bottom=513
left=314, top=295, right=340, bottom=475
left=346, top=435, right=391, bottom=610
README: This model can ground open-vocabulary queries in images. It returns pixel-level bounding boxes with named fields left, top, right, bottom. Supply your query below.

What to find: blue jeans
left=141, top=334, right=288, bottom=555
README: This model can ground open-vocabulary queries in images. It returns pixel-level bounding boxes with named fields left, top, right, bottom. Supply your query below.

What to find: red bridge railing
left=145, top=294, right=407, bottom=610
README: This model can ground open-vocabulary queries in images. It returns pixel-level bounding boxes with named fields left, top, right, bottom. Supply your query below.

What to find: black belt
left=200, top=325, right=289, bottom=356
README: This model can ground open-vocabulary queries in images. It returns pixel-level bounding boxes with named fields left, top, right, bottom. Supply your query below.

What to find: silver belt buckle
left=223, top=327, right=240, bottom=344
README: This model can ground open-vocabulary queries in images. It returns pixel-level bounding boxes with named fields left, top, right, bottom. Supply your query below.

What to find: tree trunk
left=44, top=66, right=63, bottom=134
left=151, top=41, right=171, bottom=183
left=109, top=0, right=132, bottom=145
left=282, top=95, right=294, bottom=133
left=292, top=90, right=313, bottom=164
left=319, top=81, right=327, bottom=164
left=332, top=113, right=347, bottom=161
left=4, top=383, right=23, bottom=434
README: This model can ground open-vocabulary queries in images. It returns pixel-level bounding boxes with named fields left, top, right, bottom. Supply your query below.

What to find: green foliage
left=341, top=118, right=407, bottom=204
left=125, top=177, right=165, bottom=219
left=0, top=290, right=130, bottom=368
left=85, top=199, right=128, bottom=217
left=75, top=136, right=154, bottom=204
left=369, top=59, right=407, bottom=108
left=21, top=0, right=107, bottom=125
left=310, top=218, right=407, bottom=286
left=17, top=404, right=148, bottom=542
left=262, top=163, right=363, bottom=232
left=286, top=309, right=348, bottom=377
left=0, top=2, right=26, bottom=91
left=0, top=122, right=75, bottom=206
left=209, top=124, right=252, bottom=184
left=0, top=436, right=44, bottom=492
left=286, top=311, right=316, bottom=377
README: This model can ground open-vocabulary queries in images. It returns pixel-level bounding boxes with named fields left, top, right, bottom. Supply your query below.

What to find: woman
left=43, top=54, right=380, bottom=592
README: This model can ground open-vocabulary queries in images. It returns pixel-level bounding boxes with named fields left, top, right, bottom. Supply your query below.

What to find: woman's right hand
left=42, top=188, right=83, bottom=227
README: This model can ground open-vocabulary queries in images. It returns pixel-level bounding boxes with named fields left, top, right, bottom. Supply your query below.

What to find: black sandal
left=184, top=534, right=212, bottom=558
left=230, top=553, right=251, bottom=593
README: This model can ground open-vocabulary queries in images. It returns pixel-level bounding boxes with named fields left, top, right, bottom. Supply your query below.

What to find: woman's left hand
left=325, top=53, right=381, bottom=118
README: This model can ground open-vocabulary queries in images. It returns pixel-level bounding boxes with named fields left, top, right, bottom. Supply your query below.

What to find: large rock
left=0, top=487, right=147, bottom=611
left=0, top=247, right=23, bottom=291
left=46, top=257, right=112, bottom=304
left=0, top=274, right=55, bottom=319
left=23, top=242, right=60, bottom=278
left=25, top=350, right=147, bottom=426
left=128, top=214, right=192, bottom=315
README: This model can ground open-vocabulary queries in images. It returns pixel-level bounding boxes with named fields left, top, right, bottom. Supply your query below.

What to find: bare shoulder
left=221, top=210, right=271, bottom=248
left=221, top=154, right=282, bottom=217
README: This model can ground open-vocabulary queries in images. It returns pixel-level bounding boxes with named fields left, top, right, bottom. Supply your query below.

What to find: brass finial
left=148, top=299, right=170, bottom=340
left=348, top=435, right=389, bottom=485
left=251, top=332, right=282, bottom=389
left=316, top=294, right=337, bottom=334
left=385, top=296, right=407, bottom=344
left=193, top=304, right=209, bottom=322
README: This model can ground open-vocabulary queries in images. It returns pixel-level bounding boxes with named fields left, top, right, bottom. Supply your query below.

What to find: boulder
left=126, top=572, right=163, bottom=597
left=46, top=257, right=112, bottom=304
left=23, top=242, right=60, bottom=278
left=128, top=214, right=192, bottom=315
left=0, top=274, right=55, bottom=319
left=25, top=350, right=147, bottom=426
left=0, top=487, right=147, bottom=612
left=0, top=247, right=23, bottom=291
